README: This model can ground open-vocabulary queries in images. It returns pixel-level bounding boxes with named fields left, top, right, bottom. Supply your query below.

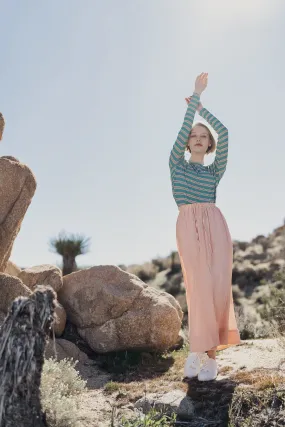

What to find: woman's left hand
left=185, top=96, right=203, bottom=113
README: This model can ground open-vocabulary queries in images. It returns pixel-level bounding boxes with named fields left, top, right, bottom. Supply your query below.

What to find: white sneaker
left=183, top=352, right=207, bottom=378
left=198, top=357, right=218, bottom=381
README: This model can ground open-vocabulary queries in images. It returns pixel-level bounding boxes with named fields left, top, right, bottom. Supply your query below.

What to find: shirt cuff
left=192, top=92, right=200, bottom=100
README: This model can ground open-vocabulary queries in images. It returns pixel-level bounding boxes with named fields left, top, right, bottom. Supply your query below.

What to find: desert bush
left=258, top=271, right=285, bottom=335
left=229, top=385, right=285, bottom=426
left=234, top=306, right=257, bottom=339
left=41, top=358, right=87, bottom=427
left=152, top=258, right=166, bottom=272
left=127, top=262, right=159, bottom=282
left=152, top=252, right=181, bottom=274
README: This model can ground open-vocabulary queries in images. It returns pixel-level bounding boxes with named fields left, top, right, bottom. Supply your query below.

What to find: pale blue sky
left=1, top=0, right=285, bottom=268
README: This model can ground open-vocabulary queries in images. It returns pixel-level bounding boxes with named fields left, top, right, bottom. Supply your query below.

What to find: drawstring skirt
left=176, top=203, right=241, bottom=352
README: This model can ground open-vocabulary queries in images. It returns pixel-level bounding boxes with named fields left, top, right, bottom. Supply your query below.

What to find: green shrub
left=119, top=407, right=177, bottom=426
left=41, top=358, right=87, bottom=427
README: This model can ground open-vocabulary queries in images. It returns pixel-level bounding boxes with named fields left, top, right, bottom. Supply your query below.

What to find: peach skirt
left=176, top=203, right=241, bottom=353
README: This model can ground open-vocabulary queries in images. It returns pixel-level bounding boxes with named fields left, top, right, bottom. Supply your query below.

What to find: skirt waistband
left=178, top=202, right=216, bottom=212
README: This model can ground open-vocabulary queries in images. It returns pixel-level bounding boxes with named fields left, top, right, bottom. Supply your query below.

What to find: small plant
left=118, top=407, right=177, bottom=426
left=104, top=381, right=121, bottom=394
left=40, top=358, right=87, bottom=427
left=234, top=306, right=256, bottom=339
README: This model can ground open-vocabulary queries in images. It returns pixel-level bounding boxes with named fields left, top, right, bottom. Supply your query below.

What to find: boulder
left=18, top=264, right=62, bottom=292
left=135, top=390, right=194, bottom=419
left=45, top=338, right=88, bottom=363
left=0, top=273, right=31, bottom=312
left=0, top=157, right=37, bottom=272
left=0, top=273, right=65, bottom=336
left=54, top=303, right=67, bottom=337
left=4, top=260, right=21, bottom=277
left=58, top=265, right=183, bottom=353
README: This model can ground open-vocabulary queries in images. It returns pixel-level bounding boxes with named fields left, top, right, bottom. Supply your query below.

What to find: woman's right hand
left=194, top=72, right=208, bottom=95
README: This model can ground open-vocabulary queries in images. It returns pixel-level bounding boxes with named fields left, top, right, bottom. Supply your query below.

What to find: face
left=188, top=125, right=211, bottom=154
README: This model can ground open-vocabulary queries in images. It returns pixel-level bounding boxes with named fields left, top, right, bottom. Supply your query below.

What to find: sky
left=1, top=0, right=285, bottom=269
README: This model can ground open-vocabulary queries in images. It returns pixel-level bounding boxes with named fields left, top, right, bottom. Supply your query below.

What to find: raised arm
left=169, top=73, right=208, bottom=173
left=169, top=93, right=200, bottom=171
left=199, top=107, right=228, bottom=183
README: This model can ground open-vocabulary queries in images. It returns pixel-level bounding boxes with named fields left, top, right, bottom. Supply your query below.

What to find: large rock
left=4, top=260, right=21, bottom=277
left=45, top=338, right=88, bottom=363
left=0, top=273, right=65, bottom=337
left=58, top=265, right=183, bottom=353
left=0, top=273, right=31, bottom=312
left=18, top=264, right=63, bottom=292
left=54, top=303, right=67, bottom=337
left=0, top=157, right=37, bottom=272
left=135, top=390, right=194, bottom=420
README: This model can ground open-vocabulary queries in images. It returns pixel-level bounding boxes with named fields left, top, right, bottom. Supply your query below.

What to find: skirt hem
left=189, top=329, right=241, bottom=353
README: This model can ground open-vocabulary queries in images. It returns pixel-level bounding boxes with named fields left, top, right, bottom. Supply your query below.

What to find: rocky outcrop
left=135, top=390, right=194, bottom=420
left=45, top=338, right=88, bottom=363
left=18, top=264, right=63, bottom=292
left=0, top=273, right=31, bottom=313
left=0, top=273, right=66, bottom=338
left=58, top=265, right=183, bottom=353
left=54, top=304, right=67, bottom=337
left=4, top=260, right=21, bottom=277
left=0, top=157, right=36, bottom=272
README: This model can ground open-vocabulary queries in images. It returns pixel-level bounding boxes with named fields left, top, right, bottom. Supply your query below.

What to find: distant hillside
left=125, top=223, right=285, bottom=340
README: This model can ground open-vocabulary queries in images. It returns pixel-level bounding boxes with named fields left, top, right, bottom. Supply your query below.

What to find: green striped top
left=169, top=92, right=228, bottom=207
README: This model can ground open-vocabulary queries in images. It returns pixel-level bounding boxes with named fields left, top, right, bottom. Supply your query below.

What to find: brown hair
left=186, top=122, right=216, bottom=154
left=0, top=113, right=5, bottom=140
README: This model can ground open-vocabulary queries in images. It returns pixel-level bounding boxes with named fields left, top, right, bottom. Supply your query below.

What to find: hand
left=194, top=72, right=208, bottom=95
left=185, top=96, right=203, bottom=113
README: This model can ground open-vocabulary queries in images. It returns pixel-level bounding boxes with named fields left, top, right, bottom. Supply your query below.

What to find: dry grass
left=231, top=368, right=285, bottom=390
left=228, top=367, right=285, bottom=427
left=101, top=344, right=190, bottom=404
left=219, top=365, right=234, bottom=375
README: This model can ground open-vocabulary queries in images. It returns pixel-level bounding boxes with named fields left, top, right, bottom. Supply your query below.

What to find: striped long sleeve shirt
left=169, top=92, right=228, bottom=207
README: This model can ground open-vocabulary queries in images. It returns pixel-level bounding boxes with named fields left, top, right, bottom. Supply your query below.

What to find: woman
left=169, top=73, right=240, bottom=382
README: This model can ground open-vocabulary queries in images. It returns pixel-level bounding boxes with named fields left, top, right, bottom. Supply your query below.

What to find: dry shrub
left=234, top=306, right=258, bottom=339
left=127, top=262, right=159, bottom=282
left=259, top=271, right=285, bottom=337
left=41, top=358, right=86, bottom=427
left=229, top=368, right=285, bottom=426
left=229, top=385, right=285, bottom=426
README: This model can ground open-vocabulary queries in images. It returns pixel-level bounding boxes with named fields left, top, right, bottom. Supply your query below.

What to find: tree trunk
left=62, top=255, right=77, bottom=276
left=0, top=286, right=56, bottom=427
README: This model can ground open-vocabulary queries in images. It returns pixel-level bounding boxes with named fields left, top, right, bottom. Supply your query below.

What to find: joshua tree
left=49, top=231, right=91, bottom=275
